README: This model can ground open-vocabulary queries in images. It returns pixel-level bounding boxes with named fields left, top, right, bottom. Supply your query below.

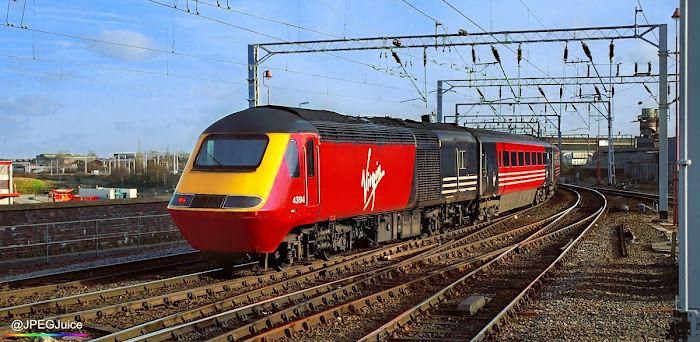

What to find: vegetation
left=104, top=164, right=180, bottom=191
left=14, top=177, right=64, bottom=194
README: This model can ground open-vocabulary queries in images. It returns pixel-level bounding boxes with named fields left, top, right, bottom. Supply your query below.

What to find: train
left=168, top=105, right=560, bottom=269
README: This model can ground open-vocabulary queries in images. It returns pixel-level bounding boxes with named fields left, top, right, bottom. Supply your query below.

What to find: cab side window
left=285, top=140, right=300, bottom=178
left=306, top=140, right=315, bottom=177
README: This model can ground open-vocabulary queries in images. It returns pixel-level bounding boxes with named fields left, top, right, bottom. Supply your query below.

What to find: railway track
left=73, top=190, right=574, bottom=341
left=591, top=186, right=669, bottom=203
left=0, top=251, right=206, bottom=302
left=356, top=185, right=607, bottom=342
left=0, top=190, right=576, bottom=341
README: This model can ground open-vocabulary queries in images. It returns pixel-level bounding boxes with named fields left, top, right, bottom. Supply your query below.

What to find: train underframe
left=214, top=185, right=554, bottom=271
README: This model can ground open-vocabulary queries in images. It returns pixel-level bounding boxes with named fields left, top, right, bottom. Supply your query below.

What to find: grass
left=13, top=177, right=64, bottom=195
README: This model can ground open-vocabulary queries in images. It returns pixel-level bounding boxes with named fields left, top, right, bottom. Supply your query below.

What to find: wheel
left=320, top=249, right=337, bottom=261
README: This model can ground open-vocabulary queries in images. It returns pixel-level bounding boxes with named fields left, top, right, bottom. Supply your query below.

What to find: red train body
left=169, top=106, right=559, bottom=267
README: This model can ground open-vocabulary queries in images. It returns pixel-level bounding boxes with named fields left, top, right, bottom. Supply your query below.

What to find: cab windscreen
left=193, top=134, right=269, bottom=171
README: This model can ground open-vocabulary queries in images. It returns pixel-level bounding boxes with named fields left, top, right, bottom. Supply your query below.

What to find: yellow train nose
left=171, top=133, right=290, bottom=212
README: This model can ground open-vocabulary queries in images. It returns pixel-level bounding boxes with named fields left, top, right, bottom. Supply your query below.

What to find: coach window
left=306, top=140, right=315, bottom=177
left=518, top=151, right=524, bottom=167
left=525, top=151, right=531, bottom=166
left=285, top=140, right=300, bottom=178
left=511, top=151, right=517, bottom=167
left=457, top=150, right=467, bottom=169
left=502, top=151, right=510, bottom=167
left=538, top=152, right=543, bottom=165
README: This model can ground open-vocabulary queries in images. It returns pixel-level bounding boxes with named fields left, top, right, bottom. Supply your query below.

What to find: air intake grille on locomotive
left=311, top=122, right=415, bottom=144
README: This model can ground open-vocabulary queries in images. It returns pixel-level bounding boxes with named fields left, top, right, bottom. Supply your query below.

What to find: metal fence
left=623, top=162, right=675, bottom=182
left=0, top=214, right=183, bottom=262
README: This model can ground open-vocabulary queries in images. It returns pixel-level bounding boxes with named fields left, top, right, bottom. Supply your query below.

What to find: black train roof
left=204, top=105, right=550, bottom=147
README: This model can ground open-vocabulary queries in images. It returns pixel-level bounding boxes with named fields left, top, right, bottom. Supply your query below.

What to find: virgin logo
left=361, top=148, right=385, bottom=211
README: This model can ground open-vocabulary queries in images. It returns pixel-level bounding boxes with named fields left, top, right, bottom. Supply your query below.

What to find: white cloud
left=0, top=95, right=63, bottom=121
left=88, top=30, right=156, bottom=61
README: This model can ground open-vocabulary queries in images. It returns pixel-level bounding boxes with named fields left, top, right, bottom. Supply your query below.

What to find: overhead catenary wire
left=441, top=0, right=616, bottom=124
left=1, top=24, right=425, bottom=94
left=5, top=4, right=440, bottom=103
left=150, top=0, right=445, bottom=100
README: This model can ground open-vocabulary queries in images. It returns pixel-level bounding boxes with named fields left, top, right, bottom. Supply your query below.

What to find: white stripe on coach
left=500, top=177, right=545, bottom=186
left=499, top=169, right=546, bottom=177
left=442, top=181, right=477, bottom=188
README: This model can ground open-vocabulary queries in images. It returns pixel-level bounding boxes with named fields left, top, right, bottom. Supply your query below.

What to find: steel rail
left=208, top=193, right=580, bottom=342
left=0, top=240, right=430, bottom=335
left=92, top=242, right=439, bottom=342
left=0, top=251, right=202, bottom=299
left=356, top=188, right=588, bottom=341
left=0, top=268, right=223, bottom=320
left=592, top=186, right=673, bottom=202
left=98, top=194, right=570, bottom=341
left=470, top=186, right=607, bottom=341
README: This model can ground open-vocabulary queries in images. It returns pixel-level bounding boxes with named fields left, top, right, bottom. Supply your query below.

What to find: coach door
left=302, top=136, right=319, bottom=211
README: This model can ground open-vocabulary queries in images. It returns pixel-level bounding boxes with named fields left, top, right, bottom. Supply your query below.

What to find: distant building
left=113, top=152, right=137, bottom=160
left=79, top=187, right=138, bottom=199
left=34, top=153, right=98, bottom=168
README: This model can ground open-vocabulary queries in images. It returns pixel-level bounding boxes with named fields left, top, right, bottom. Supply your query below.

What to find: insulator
left=572, top=104, right=577, bottom=111
left=594, top=85, right=601, bottom=97
left=635, top=63, right=638, bottom=74
left=538, top=86, right=545, bottom=97
left=559, top=86, right=563, bottom=98
left=423, top=47, right=427, bottom=67
left=471, top=46, right=476, bottom=63
left=517, top=44, right=522, bottom=65
left=587, top=65, right=590, bottom=77
left=391, top=51, right=401, bottom=65
left=616, top=63, right=620, bottom=77
left=612, top=85, right=615, bottom=97
left=476, top=88, right=485, bottom=98
left=579, top=86, right=582, bottom=97
left=491, top=46, right=501, bottom=64
left=499, top=86, right=502, bottom=99
left=648, top=61, right=652, bottom=73
left=581, top=41, right=592, bottom=61
left=564, top=44, right=569, bottom=62
left=609, top=41, right=614, bottom=62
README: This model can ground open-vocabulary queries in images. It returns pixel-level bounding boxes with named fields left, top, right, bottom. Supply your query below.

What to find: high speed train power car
left=168, top=106, right=560, bottom=268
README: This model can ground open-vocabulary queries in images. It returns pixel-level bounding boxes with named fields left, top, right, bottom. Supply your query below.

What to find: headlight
left=222, top=195, right=263, bottom=209
left=169, top=193, right=194, bottom=207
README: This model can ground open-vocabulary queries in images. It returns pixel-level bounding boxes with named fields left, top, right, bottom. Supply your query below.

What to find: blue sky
left=0, top=0, right=679, bottom=159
